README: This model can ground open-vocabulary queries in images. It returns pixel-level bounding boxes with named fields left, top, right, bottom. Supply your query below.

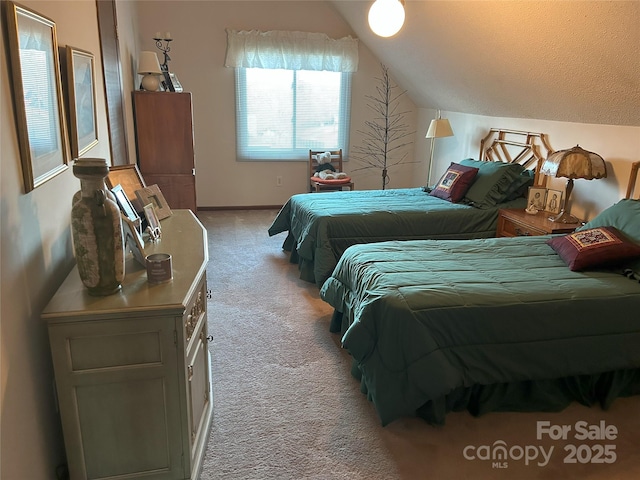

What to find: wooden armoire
left=133, top=91, right=197, bottom=212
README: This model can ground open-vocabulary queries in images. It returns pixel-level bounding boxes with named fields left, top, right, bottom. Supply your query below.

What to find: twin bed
left=269, top=129, right=640, bottom=426
left=320, top=166, right=640, bottom=425
left=269, top=129, right=549, bottom=287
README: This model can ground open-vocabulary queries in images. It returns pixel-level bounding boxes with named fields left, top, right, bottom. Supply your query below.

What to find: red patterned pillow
left=546, top=226, right=640, bottom=271
left=429, top=163, right=479, bottom=203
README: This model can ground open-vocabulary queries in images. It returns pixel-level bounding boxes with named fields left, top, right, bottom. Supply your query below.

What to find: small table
left=497, top=208, right=583, bottom=237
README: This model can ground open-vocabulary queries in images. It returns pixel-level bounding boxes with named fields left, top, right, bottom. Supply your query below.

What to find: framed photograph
left=66, top=46, right=98, bottom=157
left=5, top=1, right=69, bottom=192
left=135, top=184, right=172, bottom=220
left=545, top=189, right=563, bottom=214
left=121, top=216, right=146, bottom=265
left=143, top=203, right=161, bottom=241
left=527, top=186, right=547, bottom=211
left=111, top=184, right=140, bottom=230
left=106, top=164, right=146, bottom=210
left=162, top=70, right=183, bottom=92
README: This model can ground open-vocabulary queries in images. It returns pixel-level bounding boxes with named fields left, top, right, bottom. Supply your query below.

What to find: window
left=225, top=29, right=358, bottom=161
left=235, top=68, right=351, bottom=161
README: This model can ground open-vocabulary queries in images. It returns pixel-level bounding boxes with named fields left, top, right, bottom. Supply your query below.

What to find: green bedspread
left=268, top=188, right=526, bottom=287
left=320, top=237, right=640, bottom=425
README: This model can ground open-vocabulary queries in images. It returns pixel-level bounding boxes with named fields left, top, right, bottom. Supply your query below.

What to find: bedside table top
left=499, top=208, right=583, bottom=235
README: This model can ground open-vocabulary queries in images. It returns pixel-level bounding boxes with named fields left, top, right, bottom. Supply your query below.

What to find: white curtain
left=224, top=29, right=359, bottom=72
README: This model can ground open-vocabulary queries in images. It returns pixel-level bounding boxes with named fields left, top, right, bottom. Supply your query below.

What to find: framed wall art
left=135, top=184, right=172, bottom=220
left=66, top=46, right=98, bottom=158
left=5, top=1, right=69, bottom=192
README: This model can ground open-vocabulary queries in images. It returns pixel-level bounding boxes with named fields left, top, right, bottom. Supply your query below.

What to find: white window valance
left=224, top=29, right=359, bottom=73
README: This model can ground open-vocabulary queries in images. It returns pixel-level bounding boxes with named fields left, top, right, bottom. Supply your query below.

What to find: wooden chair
left=309, top=149, right=354, bottom=193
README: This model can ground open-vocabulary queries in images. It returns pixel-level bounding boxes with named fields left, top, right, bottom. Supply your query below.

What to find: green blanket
left=320, top=237, right=640, bottom=425
left=268, top=188, right=525, bottom=287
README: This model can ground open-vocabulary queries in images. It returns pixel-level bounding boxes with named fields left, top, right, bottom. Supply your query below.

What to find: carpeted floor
left=198, top=209, right=640, bottom=480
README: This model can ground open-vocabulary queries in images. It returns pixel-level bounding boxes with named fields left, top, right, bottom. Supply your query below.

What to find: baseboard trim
left=197, top=205, right=282, bottom=211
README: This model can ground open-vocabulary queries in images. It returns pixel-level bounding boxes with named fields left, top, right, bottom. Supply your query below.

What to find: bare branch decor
left=351, top=63, right=414, bottom=189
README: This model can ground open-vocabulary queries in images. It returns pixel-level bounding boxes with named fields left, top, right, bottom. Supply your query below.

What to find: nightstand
left=497, top=208, right=583, bottom=237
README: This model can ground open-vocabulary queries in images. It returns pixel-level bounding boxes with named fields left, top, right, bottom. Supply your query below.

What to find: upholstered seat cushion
left=311, top=176, right=352, bottom=185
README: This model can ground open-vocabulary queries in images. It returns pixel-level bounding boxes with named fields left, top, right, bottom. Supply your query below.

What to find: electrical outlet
left=276, top=175, right=283, bottom=187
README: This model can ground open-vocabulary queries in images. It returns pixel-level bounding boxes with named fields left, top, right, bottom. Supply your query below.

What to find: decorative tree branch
left=351, top=63, right=415, bottom=189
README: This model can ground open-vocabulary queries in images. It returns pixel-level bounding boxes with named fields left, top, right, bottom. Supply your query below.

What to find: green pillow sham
left=459, top=158, right=525, bottom=209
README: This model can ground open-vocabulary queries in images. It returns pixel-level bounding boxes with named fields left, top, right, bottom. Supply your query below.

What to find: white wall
left=415, top=109, right=640, bottom=222
left=134, top=0, right=419, bottom=207
left=1, top=1, right=115, bottom=478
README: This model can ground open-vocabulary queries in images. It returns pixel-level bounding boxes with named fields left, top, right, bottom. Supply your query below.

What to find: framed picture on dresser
left=527, top=186, right=547, bottom=211
left=545, top=189, right=563, bottom=215
left=136, top=184, right=172, bottom=220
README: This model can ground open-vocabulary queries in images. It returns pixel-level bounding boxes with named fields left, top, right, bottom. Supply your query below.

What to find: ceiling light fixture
left=368, top=0, right=405, bottom=38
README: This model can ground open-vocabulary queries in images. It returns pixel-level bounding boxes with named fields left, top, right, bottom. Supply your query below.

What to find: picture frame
left=135, top=184, right=172, bottom=220
left=545, top=188, right=563, bottom=215
left=106, top=164, right=146, bottom=210
left=162, top=70, right=183, bottom=92
left=66, top=46, right=98, bottom=158
left=121, top=216, right=146, bottom=265
left=527, top=186, right=547, bottom=211
left=143, top=203, right=161, bottom=241
left=111, top=184, right=140, bottom=230
left=5, top=1, right=69, bottom=192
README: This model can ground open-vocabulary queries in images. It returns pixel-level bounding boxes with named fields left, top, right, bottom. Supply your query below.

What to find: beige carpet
left=199, top=209, right=640, bottom=480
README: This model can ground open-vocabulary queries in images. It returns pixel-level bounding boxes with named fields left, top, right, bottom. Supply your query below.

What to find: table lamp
left=425, top=111, right=454, bottom=186
left=540, top=145, right=607, bottom=223
left=137, top=51, right=162, bottom=91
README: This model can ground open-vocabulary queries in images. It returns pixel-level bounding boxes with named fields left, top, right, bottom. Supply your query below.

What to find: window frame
left=234, top=67, right=351, bottom=161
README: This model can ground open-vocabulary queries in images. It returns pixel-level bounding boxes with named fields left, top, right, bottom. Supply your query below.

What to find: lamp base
left=141, top=74, right=160, bottom=92
left=548, top=210, right=581, bottom=224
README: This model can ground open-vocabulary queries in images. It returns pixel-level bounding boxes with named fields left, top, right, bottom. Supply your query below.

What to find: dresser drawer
left=497, top=216, right=547, bottom=237
left=184, top=275, right=207, bottom=349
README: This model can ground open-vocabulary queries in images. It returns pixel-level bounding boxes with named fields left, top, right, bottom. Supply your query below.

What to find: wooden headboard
left=479, top=129, right=553, bottom=187
left=626, top=161, right=640, bottom=199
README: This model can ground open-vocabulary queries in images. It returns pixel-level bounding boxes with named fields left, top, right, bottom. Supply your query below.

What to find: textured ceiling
left=331, top=1, right=640, bottom=126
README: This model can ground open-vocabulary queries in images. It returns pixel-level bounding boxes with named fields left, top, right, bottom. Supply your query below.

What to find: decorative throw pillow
left=429, top=162, right=479, bottom=203
left=575, top=199, right=640, bottom=274
left=546, top=226, right=640, bottom=271
left=459, top=158, right=525, bottom=208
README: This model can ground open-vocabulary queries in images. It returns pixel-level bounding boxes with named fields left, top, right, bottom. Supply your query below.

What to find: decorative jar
left=71, top=158, right=125, bottom=295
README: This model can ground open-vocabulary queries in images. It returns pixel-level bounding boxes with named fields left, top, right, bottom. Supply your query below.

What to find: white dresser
left=43, top=210, right=213, bottom=480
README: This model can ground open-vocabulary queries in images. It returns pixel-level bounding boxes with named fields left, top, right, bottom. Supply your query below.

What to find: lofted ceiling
left=330, top=0, right=640, bottom=126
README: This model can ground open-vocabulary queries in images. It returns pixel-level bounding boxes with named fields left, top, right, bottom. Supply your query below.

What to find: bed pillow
left=504, top=169, right=536, bottom=201
left=429, top=162, right=479, bottom=203
left=575, top=198, right=640, bottom=274
left=575, top=199, right=640, bottom=242
left=546, top=226, right=640, bottom=271
left=459, top=158, right=525, bottom=208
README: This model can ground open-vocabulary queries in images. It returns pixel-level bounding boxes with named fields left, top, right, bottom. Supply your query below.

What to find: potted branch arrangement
left=351, top=63, right=414, bottom=189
